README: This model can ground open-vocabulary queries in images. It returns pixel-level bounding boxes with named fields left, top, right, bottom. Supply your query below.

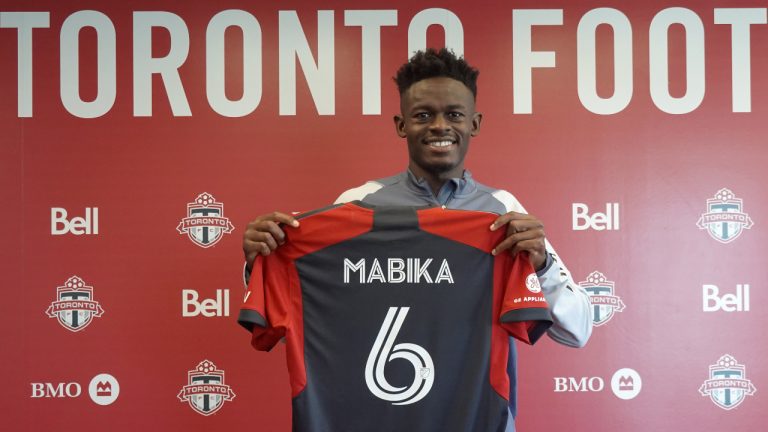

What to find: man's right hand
left=243, top=212, right=299, bottom=271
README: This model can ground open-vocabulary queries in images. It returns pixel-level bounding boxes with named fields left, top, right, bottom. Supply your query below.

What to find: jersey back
left=239, top=203, right=552, bottom=432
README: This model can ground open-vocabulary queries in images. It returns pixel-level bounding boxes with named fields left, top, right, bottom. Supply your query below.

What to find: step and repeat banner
left=3, top=0, right=766, bottom=430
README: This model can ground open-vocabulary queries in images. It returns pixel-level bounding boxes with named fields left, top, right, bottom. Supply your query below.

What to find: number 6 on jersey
left=364, top=307, right=435, bottom=405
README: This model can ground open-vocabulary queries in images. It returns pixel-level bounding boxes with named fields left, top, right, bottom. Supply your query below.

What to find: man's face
left=395, top=77, right=482, bottom=180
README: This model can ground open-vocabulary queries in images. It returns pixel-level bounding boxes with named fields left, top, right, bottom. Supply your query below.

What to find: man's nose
left=429, top=114, right=450, bottom=132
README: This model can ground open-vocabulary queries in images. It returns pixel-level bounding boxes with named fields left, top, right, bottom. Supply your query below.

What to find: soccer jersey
left=238, top=202, right=552, bottom=432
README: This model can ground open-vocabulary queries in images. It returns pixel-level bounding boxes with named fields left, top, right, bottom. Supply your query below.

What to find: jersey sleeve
left=499, top=253, right=553, bottom=345
left=238, top=252, right=294, bottom=351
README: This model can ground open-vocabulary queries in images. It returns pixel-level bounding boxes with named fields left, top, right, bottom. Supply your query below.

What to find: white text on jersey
left=343, top=258, right=454, bottom=284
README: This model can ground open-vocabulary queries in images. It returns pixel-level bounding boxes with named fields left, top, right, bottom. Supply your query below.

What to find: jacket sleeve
left=536, top=240, right=593, bottom=347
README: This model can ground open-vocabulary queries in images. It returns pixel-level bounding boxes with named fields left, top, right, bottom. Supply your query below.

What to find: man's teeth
left=429, top=141, right=454, bottom=147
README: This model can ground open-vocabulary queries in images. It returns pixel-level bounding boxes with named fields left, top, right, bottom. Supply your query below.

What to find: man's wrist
left=535, top=253, right=553, bottom=276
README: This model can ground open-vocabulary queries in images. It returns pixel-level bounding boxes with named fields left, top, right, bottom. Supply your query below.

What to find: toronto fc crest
left=46, top=276, right=105, bottom=332
left=699, top=354, right=756, bottom=410
left=696, top=188, right=753, bottom=243
left=177, top=192, right=235, bottom=248
left=579, top=271, right=625, bottom=327
left=178, top=360, right=236, bottom=416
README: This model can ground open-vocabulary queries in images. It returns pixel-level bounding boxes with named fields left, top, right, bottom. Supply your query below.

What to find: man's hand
left=490, top=211, right=547, bottom=271
left=243, top=212, right=299, bottom=271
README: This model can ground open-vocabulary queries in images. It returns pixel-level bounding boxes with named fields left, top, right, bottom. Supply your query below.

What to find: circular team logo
left=89, top=373, right=120, bottom=405
left=525, top=273, right=542, bottom=293
left=611, top=368, right=641, bottom=400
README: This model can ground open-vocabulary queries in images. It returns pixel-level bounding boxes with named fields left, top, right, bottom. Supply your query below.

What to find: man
left=242, top=48, right=592, bottom=431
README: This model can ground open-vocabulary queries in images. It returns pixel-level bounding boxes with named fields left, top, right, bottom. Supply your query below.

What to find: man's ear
left=471, top=112, right=483, bottom=136
left=394, top=115, right=407, bottom=138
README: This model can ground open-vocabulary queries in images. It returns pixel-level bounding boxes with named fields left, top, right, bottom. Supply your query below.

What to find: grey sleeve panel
left=500, top=307, right=553, bottom=345
left=490, top=188, right=593, bottom=349
left=238, top=309, right=267, bottom=332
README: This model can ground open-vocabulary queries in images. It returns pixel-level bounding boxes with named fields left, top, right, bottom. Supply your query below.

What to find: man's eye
left=414, top=112, right=431, bottom=120
left=448, top=112, right=465, bottom=120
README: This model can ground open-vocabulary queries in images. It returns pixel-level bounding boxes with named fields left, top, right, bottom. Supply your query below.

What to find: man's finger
left=491, top=229, right=544, bottom=255
left=260, top=221, right=288, bottom=245
left=269, top=211, right=300, bottom=228
left=490, top=211, right=534, bottom=231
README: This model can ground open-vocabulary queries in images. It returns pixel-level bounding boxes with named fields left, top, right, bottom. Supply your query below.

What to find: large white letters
left=714, top=8, right=767, bottom=113
left=344, top=10, right=397, bottom=115
left=1, top=12, right=50, bottom=117
left=513, top=9, right=563, bottom=114
left=133, top=11, right=191, bottom=116
left=206, top=10, right=262, bottom=117
left=279, top=10, right=335, bottom=115
left=576, top=8, right=633, bottom=115
left=649, top=8, right=705, bottom=114
left=60, top=11, right=116, bottom=118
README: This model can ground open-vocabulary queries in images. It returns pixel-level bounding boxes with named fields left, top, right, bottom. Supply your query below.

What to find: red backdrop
left=3, top=0, right=766, bottom=430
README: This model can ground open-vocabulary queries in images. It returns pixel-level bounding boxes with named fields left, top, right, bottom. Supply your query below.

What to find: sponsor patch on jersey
left=699, top=354, right=756, bottom=410
left=525, top=273, right=542, bottom=293
left=46, top=276, right=104, bottom=332
left=177, top=360, right=236, bottom=416
left=696, top=188, right=753, bottom=243
left=177, top=192, right=235, bottom=248
left=579, top=271, right=625, bottom=327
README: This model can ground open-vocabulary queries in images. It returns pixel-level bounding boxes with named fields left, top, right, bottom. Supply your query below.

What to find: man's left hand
left=490, top=211, right=547, bottom=271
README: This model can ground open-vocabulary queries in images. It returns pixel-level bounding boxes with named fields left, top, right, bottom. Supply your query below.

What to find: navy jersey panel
left=294, top=210, right=507, bottom=432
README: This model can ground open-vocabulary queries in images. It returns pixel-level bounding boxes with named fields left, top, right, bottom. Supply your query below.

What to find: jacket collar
left=405, top=169, right=477, bottom=205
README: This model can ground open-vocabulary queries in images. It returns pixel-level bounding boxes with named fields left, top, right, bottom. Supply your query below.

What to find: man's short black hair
left=394, top=48, right=479, bottom=98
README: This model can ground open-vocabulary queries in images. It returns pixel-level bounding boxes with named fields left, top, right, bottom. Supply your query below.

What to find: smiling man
left=397, top=75, right=479, bottom=197
left=242, top=48, right=592, bottom=431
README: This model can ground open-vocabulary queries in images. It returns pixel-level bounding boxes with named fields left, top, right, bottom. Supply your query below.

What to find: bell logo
left=51, top=207, right=99, bottom=235
left=703, top=284, right=750, bottom=312
left=572, top=203, right=620, bottom=231
left=182, top=289, right=230, bottom=317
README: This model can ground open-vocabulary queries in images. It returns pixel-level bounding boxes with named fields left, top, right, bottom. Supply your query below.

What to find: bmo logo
left=182, top=289, right=230, bottom=317
left=30, top=374, right=119, bottom=405
left=51, top=207, right=99, bottom=235
left=31, top=382, right=81, bottom=398
left=554, top=376, right=604, bottom=392
left=554, top=368, right=642, bottom=400
left=572, top=203, right=620, bottom=231
left=703, top=284, right=750, bottom=312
